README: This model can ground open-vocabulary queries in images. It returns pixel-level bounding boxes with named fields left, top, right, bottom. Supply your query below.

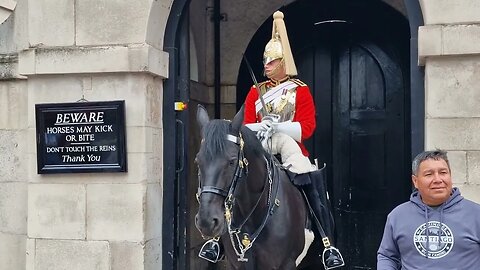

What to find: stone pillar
left=419, top=0, right=480, bottom=202
left=0, top=53, right=28, bottom=270
left=19, top=63, right=166, bottom=270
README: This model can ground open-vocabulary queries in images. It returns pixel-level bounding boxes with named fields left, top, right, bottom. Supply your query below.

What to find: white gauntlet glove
left=251, top=114, right=280, bottom=141
left=258, top=114, right=279, bottom=132
left=245, top=116, right=302, bottom=143
left=273, top=121, right=302, bottom=142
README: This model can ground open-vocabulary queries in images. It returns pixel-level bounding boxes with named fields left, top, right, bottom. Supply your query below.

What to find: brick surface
left=28, top=184, right=86, bottom=239
left=0, top=182, right=27, bottom=234
left=420, top=0, right=480, bottom=25
left=426, top=56, right=480, bottom=118
left=35, top=239, right=109, bottom=270
left=0, top=233, right=26, bottom=270
left=87, top=184, right=145, bottom=241
left=426, top=118, right=480, bottom=150
left=28, top=0, right=74, bottom=46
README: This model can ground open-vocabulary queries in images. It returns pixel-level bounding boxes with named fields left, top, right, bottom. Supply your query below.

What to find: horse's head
left=194, top=105, right=245, bottom=238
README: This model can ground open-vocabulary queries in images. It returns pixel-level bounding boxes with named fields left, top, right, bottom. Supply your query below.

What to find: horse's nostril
left=212, top=217, right=219, bottom=229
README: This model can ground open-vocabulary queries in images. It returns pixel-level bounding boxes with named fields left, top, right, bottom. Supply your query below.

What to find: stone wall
left=419, top=0, right=480, bottom=202
left=22, top=73, right=164, bottom=270
left=0, top=0, right=170, bottom=269
left=1, top=0, right=29, bottom=264
left=2, top=0, right=480, bottom=269
left=0, top=77, right=28, bottom=270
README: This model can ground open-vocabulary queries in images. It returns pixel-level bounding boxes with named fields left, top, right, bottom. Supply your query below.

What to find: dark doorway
left=237, top=1, right=412, bottom=269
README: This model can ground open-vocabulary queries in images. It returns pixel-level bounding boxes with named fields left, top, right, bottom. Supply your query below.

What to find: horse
left=194, top=104, right=310, bottom=269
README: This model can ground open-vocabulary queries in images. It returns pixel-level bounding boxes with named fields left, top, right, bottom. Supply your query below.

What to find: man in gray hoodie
left=377, top=150, right=480, bottom=269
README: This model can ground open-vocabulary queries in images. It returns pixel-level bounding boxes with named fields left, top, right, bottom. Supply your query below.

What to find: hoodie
left=377, top=188, right=480, bottom=270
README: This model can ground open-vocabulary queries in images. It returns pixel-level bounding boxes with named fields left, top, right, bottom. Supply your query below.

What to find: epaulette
left=254, top=81, right=268, bottom=89
left=255, top=81, right=269, bottom=95
left=289, top=78, right=307, bottom=87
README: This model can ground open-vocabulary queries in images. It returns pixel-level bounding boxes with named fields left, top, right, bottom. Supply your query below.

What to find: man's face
left=412, top=158, right=453, bottom=206
left=264, top=59, right=286, bottom=80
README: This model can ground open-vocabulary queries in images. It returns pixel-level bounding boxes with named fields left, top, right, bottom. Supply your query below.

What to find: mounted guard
left=197, top=10, right=344, bottom=269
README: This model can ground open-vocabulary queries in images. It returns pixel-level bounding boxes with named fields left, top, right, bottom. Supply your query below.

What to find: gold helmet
left=263, top=32, right=283, bottom=65
left=263, top=11, right=297, bottom=76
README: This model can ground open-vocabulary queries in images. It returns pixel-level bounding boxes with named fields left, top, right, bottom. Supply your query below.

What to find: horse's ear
left=231, top=105, right=245, bottom=134
left=196, top=104, right=210, bottom=135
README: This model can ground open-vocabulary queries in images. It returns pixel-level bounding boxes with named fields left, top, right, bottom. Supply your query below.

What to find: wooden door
left=296, top=35, right=410, bottom=269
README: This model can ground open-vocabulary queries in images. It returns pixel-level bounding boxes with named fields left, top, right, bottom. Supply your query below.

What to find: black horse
left=194, top=105, right=311, bottom=269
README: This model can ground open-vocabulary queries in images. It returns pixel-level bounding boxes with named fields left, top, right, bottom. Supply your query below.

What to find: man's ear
left=412, top=175, right=418, bottom=189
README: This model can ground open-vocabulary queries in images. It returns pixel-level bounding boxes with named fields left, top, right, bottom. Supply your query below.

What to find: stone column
left=419, top=0, right=480, bottom=202
left=0, top=53, right=28, bottom=270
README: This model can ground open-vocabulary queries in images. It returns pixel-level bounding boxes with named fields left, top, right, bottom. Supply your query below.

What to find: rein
left=196, top=131, right=280, bottom=262
left=227, top=154, right=280, bottom=262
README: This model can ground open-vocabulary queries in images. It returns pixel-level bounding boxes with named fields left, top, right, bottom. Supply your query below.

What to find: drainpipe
left=214, top=0, right=221, bottom=118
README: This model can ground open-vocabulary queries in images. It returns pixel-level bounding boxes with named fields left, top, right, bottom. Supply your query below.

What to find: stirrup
left=198, top=239, right=224, bottom=263
left=322, top=246, right=345, bottom=270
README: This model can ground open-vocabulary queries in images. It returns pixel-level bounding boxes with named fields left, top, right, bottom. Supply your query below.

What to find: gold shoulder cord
left=258, top=81, right=269, bottom=96
left=290, top=78, right=306, bottom=87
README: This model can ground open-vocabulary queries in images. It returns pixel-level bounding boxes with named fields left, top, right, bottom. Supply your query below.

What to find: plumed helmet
left=263, top=32, right=283, bottom=65
left=263, top=11, right=297, bottom=76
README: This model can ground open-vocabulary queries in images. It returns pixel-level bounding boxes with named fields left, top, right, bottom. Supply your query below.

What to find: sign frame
left=35, top=100, right=127, bottom=174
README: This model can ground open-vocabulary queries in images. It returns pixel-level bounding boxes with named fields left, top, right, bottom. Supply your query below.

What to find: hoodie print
left=413, top=220, right=454, bottom=258
left=378, top=188, right=480, bottom=270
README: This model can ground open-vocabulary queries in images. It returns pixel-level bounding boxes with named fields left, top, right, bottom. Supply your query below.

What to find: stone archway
left=158, top=0, right=424, bottom=269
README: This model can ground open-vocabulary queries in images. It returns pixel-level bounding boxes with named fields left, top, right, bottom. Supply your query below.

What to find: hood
left=409, top=187, right=462, bottom=258
left=410, top=187, right=462, bottom=211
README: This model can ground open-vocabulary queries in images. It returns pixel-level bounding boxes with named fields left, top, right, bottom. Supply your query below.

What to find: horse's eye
left=229, top=159, right=236, bottom=167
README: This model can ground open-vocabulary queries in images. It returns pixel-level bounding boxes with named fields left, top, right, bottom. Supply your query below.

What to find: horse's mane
left=201, top=119, right=265, bottom=161
left=240, top=125, right=265, bottom=158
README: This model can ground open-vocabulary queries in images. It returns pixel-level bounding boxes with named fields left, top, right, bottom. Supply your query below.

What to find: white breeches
left=263, top=133, right=316, bottom=174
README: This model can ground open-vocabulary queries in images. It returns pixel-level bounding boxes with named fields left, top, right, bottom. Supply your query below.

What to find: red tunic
left=243, top=79, right=316, bottom=157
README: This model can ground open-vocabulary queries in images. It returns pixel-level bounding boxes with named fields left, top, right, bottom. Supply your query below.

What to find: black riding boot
left=303, top=184, right=334, bottom=240
left=198, top=239, right=224, bottom=263
left=303, top=183, right=345, bottom=270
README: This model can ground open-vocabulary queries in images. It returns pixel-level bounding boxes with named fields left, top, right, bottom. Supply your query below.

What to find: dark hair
left=412, top=150, right=450, bottom=175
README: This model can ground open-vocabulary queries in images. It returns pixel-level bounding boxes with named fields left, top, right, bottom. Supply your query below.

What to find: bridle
left=196, top=131, right=280, bottom=262
left=196, top=133, right=249, bottom=202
